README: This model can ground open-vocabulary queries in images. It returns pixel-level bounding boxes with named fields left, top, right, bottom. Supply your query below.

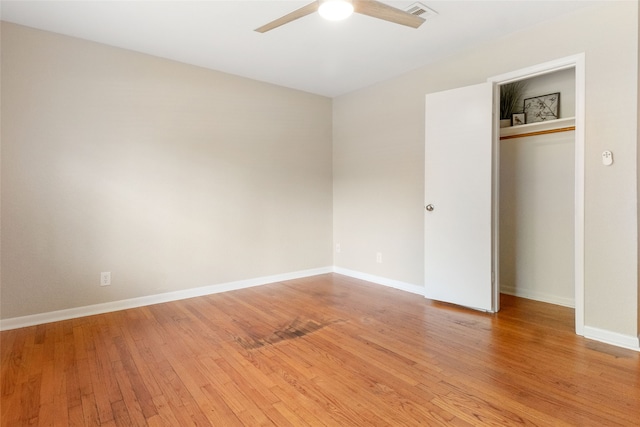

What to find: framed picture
left=523, top=92, right=559, bottom=123
left=512, top=113, right=525, bottom=126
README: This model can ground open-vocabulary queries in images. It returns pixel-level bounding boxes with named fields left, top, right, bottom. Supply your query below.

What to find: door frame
left=488, top=54, right=585, bottom=336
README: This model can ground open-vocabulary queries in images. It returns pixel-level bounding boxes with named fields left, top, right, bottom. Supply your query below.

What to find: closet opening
left=497, top=68, right=577, bottom=319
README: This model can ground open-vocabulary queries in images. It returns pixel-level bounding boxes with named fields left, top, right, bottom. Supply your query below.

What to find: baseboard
left=333, top=267, right=425, bottom=296
left=500, top=286, right=575, bottom=308
left=0, top=266, right=333, bottom=331
left=583, top=326, right=640, bottom=352
left=5, top=267, right=638, bottom=353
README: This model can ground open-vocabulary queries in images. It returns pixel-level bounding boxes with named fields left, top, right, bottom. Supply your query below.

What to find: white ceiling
left=1, top=0, right=598, bottom=97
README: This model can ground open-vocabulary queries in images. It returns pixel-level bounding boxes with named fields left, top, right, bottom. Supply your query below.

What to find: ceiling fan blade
left=255, top=2, right=319, bottom=33
left=354, top=0, right=426, bottom=28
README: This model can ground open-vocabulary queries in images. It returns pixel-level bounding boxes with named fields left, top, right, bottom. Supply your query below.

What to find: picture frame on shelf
left=512, top=113, right=525, bottom=126
left=523, top=92, right=560, bottom=123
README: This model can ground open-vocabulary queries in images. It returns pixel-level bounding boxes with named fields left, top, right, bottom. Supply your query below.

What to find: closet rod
left=500, top=126, right=575, bottom=141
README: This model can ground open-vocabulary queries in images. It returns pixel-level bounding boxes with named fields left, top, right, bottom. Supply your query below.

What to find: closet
left=499, top=68, right=576, bottom=308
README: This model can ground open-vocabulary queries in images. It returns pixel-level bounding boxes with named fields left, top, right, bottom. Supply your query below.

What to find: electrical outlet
left=336, top=243, right=341, bottom=253
left=100, top=272, right=111, bottom=286
left=376, top=252, right=382, bottom=264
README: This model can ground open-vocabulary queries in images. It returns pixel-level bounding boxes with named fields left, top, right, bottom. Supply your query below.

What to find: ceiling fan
left=255, top=0, right=426, bottom=33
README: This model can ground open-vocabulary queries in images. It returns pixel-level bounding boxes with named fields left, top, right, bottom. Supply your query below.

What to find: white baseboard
left=583, top=326, right=640, bottom=352
left=333, top=267, right=425, bottom=296
left=0, top=266, right=333, bottom=331
left=500, top=286, right=575, bottom=308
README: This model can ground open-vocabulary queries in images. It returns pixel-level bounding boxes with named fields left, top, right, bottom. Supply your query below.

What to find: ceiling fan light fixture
left=318, top=0, right=354, bottom=21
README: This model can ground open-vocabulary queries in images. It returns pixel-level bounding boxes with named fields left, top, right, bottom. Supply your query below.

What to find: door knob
left=425, top=204, right=435, bottom=212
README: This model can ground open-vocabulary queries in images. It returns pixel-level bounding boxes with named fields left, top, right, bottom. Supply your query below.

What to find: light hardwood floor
left=1, top=273, right=639, bottom=426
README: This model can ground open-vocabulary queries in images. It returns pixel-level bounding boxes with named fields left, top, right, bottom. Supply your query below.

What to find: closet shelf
left=500, top=117, right=575, bottom=140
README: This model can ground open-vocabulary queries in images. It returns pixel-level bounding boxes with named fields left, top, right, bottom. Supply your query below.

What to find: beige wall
left=500, top=130, right=575, bottom=306
left=1, top=23, right=333, bottom=319
left=333, top=2, right=639, bottom=338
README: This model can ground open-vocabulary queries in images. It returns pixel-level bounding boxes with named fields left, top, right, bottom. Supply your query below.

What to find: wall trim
left=333, top=267, right=425, bottom=296
left=500, top=286, right=575, bottom=308
left=0, top=266, right=333, bottom=331
left=583, top=326, right=640, bottom=352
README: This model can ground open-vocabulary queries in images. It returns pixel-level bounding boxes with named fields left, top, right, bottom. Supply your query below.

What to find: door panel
left=424, top=83, right=494, bottom=311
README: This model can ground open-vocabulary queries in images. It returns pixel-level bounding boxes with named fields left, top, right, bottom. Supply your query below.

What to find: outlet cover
left=100, top=272, right=111, bottom=286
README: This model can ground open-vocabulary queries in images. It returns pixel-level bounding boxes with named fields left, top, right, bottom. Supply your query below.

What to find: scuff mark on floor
left=235, top=318, right=343, bottom=350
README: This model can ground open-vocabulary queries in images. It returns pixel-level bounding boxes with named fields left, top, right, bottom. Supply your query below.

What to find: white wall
left=333, top=2, right=639, bottom=340
left=0, top=23, right=333, bottom=319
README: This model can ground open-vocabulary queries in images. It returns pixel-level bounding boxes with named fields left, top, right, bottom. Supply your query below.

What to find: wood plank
left=1, top=273, right=639, bottom=426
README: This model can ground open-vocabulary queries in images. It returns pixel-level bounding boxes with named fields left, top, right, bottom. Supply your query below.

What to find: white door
left=424, top=83, right=494, bottom=312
